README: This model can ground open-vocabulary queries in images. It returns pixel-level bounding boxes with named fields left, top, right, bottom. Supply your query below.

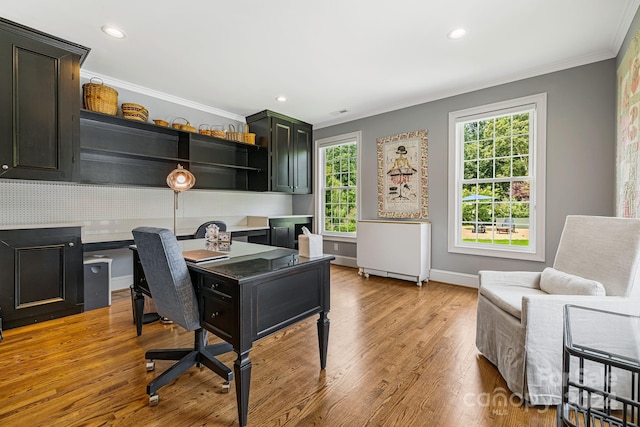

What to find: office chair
left=132, top=226, right=233, bottom=406
left=194, top=220, right=227, bottom=238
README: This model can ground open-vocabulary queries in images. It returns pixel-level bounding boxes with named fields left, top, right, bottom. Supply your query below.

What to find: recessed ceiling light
left=276, top=96, right=287, bottom=102
left=101, top=25, right=126, bottom=39
left=447, top=28, right=466, bottom=39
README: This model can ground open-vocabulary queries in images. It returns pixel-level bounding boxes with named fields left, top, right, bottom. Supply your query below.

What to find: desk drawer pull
left=211, top=311, right=219, bottom=318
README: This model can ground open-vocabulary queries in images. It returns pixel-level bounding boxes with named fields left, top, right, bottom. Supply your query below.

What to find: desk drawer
left=200, top=286, right=234, bottom=341
left=201, top=278, right=234, bottom=299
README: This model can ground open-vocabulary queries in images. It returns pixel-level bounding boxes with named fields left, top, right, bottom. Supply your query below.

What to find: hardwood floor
left=0, top=265, right=556, bottom=426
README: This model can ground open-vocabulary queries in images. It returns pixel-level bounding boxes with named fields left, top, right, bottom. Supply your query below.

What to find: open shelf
left=79, top=109, right=267, bottom=190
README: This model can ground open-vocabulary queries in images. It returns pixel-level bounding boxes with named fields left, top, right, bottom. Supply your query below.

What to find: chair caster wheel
left=149, top=394, right=159, bottom=406
left=146, top=360, right=155, bottom=371
left=222, top=381, right=231, bottom=393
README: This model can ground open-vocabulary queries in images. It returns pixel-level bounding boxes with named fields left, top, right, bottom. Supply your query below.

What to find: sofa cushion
left=540, top=267, right=606, bottom=296
left=480, top=284, right=547, bottom=319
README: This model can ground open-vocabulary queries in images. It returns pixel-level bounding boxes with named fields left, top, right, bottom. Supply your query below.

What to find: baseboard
left=429, top=269, right=479, bottom=288
left=330, top=255, right=358, bottom=268
left=111, top=274, right=133, bottom=292
left=109, top=265, right=476, bottom=290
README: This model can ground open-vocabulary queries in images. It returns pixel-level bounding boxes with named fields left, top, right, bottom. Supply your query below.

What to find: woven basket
left=198, top=124, right=212, bottom=136
left=210, top=125, right=226, bottom=139
left=122, top=103, right=149, bottom=122
left=244, top=133, right=256, bottom=144
left=171, top=117, right=196, bottom=133
left=153, top=119, right=169, bottom=127
left=83, top=77, right=118, bottom=115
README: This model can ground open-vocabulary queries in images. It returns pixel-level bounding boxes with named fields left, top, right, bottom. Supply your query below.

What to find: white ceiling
left=2, top=0, right=639, bottom=128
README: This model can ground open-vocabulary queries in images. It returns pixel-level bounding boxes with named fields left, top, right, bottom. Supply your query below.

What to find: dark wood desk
left=131, top=240, right=333, bottom=427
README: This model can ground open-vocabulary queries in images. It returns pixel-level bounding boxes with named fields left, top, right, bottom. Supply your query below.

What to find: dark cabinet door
left=0, top=21, right=84, bottom=181
left=269, top=217, right=312, bottom=249
left=270, top=225, right=293, bottom=249
left=245, top=110, right=313, bottom=194
left=292, top=123, right=312, bottom=194
left=271, top=117, right=293, bottom=193
left=0, top=227, right=83, bottom=330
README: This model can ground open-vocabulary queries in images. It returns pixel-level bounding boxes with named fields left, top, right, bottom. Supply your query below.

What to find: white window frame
left=447, top=93, right=546, bottom=261
left=314, top=131, right=361, bottom=242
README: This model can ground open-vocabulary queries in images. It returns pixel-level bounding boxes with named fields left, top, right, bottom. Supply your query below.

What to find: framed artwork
left=617, top=28, right=640, bottom=218
left=377, top=130, right=428, bottom=218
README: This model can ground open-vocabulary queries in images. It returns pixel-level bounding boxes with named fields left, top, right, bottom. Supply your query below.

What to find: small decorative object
left=206, top=240, right=230, bottom=252
left=153, top=119, right=169, bottom=127
left=204, top=223, right=219, bottom=242
left=171, top=117, right=196, bottom=132
left=218, top=231, right=231, bottom=242
left=210, top=125, right=226, bottom=139
left=198, top=124, right=212, bottom=136
left=377, top=130, right=428, bottom=218
left=83, top=77, right=118, bottom=115
left=121, top=103, right=149, bottom=122
left=244, top=133, right=256, bottom=144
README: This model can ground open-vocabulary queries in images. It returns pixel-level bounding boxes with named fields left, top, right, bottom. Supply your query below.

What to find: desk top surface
left=134, top=239, right=333, bottom=281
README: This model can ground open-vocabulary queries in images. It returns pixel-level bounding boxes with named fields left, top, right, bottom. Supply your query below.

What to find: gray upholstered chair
left=476, top=215, right=640, bottom=405
left=132, top=226, right=233, bottom=406
left=194, top=221, right=227, bottom=239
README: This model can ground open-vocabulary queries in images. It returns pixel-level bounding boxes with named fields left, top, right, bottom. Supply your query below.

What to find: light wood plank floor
left=0, top=265, right=556, bottom=426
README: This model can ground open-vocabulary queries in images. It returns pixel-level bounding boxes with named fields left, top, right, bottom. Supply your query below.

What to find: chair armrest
left=521, top=295, right=638, bottom=327
left=478, top=270, right=542, bottom=289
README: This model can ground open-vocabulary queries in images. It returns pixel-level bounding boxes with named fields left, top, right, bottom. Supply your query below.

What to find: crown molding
left=80, top=69, right=246, bottom=123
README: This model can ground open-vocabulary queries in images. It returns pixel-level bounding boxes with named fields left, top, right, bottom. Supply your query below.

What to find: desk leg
left=317, top=311, right=330, bottom=369
left=133, top=289, right=145, bottom=337
left=234, top=351, right=252, bottom=427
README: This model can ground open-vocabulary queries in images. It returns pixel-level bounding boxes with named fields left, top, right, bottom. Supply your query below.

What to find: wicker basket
left=83, top=77, right=118, bottom=115
left=171, top=117, right=196, bottom=133
left=244, top=133, right=256, bottom=144
left=153, top=119, right=169, bottom=127
left=121, top=103, right=149, bottom=122
left=198, top=124, right=212, bottom=136
left=210, top=125, right=226, bottom=139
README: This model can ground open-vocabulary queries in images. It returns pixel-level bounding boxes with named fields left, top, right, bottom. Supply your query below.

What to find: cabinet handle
left=211, top=283, right=219, bottom=290
left=68, top=242, right=74, bottom=247
left=1, top=164, right=8, bottom=170
left=211, top=312, right=219, bottom=318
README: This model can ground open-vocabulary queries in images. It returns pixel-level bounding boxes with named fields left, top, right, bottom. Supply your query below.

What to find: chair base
left=145, top=328, right=233, bottom=399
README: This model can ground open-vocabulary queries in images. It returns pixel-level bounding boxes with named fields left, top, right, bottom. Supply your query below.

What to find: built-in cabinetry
left=246, top=110, right=312, bottom=193
left=0, top=18, right=89, bottom=182
left=0, top=227, right=84, bottom=337
left=357, top=220, right=431, bottom=286
left=79, top=110, right=267, bottom=190
left=269, top=216, right=313, bottom=249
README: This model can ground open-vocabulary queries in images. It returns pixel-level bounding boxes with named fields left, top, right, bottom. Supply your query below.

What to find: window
left=315, top=131, right=361, bottom=239
left=448, top=94, right=546, bottom=261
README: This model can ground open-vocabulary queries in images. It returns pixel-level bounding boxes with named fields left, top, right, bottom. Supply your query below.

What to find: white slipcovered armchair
left=476, top=215, right=640, bottom=405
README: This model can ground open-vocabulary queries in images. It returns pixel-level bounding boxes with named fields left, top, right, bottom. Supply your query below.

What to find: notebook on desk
left=182, top=249, right=229, bottom=263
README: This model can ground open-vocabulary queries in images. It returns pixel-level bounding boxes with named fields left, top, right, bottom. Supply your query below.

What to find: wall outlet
left=333, top=243, right=339, bottom=251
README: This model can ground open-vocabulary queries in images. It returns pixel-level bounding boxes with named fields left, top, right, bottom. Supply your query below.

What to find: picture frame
left=377, top=130, right=428, bottom=218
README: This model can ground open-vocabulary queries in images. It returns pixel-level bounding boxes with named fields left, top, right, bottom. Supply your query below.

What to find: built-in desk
left=131, top=239, right=333, bottom=427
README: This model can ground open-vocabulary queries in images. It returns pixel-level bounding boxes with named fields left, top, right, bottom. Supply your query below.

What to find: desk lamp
left=166, top=164, right=195, bottom=235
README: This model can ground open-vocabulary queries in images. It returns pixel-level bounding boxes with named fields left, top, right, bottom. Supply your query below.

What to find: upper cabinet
left=79, top=110, right=267, bottom=191
left=0, top=18, right=90, bottom=181
left=246, top=110, right=312, bottom=194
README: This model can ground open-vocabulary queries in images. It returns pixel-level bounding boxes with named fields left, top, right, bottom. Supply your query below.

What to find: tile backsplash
left=0, top=179, right=292, bottom=226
